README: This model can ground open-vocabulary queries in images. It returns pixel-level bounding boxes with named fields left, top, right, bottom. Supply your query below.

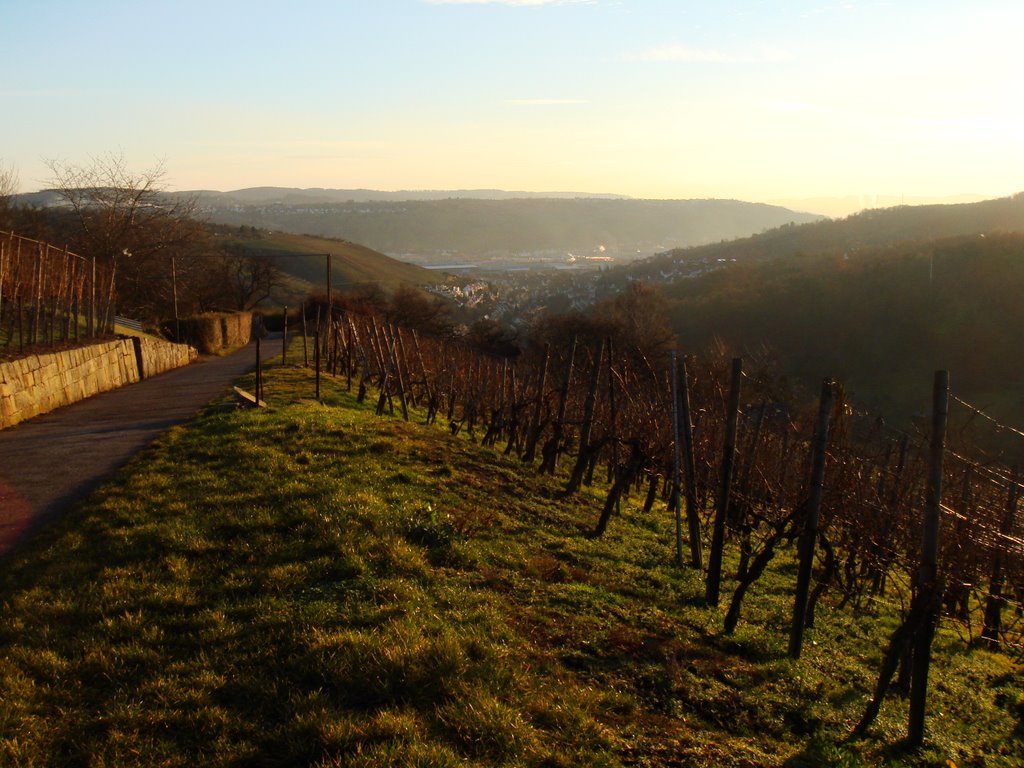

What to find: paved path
left=0, top=341, right=261, bottom=558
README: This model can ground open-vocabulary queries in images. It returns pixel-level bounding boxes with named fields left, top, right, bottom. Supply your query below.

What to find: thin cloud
left=766, top=100, right=818, bottom=113
left=625, top=44, right=794, bottom=64
left=507, top=99, right=587, bottom=106
left=425, top=0, right=594, bottom=6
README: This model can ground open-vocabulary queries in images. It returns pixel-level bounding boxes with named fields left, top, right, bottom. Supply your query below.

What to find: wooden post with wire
left=789, top=378, right=835, bottom=659
left=679, top=355, right=702, bottom=569
left=282, top=306, right=288, bottom=365
left=706, top=357, right=743, bottom=607
left=907, top=369, right=949, bottom=746
left=314, top=330, right=321, bottom=402
left=671, top=351, right=685, bottom=566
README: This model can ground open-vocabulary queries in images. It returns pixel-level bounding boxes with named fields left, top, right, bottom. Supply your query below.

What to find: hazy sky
left=3, top=0, right=1022, bottom=211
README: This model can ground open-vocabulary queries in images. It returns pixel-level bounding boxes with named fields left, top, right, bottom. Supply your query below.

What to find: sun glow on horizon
left=1, top=0, right=1021, bottom=217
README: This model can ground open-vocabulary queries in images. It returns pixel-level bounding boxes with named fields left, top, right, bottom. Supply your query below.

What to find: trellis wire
left=0, top=231, right=114, bottom=357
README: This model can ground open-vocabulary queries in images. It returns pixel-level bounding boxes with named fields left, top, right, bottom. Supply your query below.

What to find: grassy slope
left=1, top=352, right=1022, bottom=767
left=224, top=231, right=433, bottom=291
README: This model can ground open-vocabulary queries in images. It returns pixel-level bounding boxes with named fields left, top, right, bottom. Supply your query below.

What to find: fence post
left=346, top=316, right=356, bottom=392
left=390, top=326, right=410, bottom=421
left=908, top=369, right=949, bottom=747
left=282, top=306, right=288, bottom=364
left=680, top=356, right=703, bottom=569
left=789, top=378, right=835, bottom=659
left=325, top=254, right=332, bottom=311
left=255, top=335, right=263, bottom=404
left=541, top=337, right=576, bottom=475
left=89, top=255, right=96, bottom=338
left=605, top=337, right=621, bottom=493
left=302, top=301, right=309, bottom=367
left=706, top=357, right=743, bottom=607
left=314, top=330, right=321, bottom=401
left=0, top=235, right=6, bottom=337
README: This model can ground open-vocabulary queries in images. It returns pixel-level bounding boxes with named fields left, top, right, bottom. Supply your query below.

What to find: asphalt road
left=0, top=341, right=260, bottom=558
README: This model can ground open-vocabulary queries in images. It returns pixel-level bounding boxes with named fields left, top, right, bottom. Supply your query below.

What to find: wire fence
left=0, top=230, right=116, bottom=359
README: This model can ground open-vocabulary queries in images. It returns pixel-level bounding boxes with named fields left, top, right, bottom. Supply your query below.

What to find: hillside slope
left=220, top=230, right=432, bottom=290
left=201, top=196, right=823, bottom=258
left=623, top=192, right=1024, bottom=282
left=657, top=232, right=1024, bottom=443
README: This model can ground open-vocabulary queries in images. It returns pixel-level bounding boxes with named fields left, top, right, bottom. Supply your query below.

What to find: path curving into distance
left=0, top=340, right=262, bottom=559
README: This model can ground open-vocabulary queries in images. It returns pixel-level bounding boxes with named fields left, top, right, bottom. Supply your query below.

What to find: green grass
left=1, top=348, right=1021, bottom=766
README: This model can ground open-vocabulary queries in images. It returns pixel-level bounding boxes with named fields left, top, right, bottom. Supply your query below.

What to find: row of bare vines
left=283, top=303, right=1021, bottom=744
left=0, top=231, right=115, bottom=358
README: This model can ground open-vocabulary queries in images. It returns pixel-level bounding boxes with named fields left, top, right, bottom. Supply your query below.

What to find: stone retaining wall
left=180, top=311, right=253, bottom=354
left=0, top=337, right=197, bottom=430
left=137, top=337, right=199, bottom=378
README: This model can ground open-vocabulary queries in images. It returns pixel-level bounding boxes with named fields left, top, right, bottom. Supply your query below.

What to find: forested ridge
left=655, top=231, right=1024, bottom=444
left=624, top=192, right=1024, bottom=279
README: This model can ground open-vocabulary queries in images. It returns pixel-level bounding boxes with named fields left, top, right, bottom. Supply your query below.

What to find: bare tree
left=599, top=281, right=677, bottom=362
left=0, top=161, right=18, bottom=228
left=385, top=285, right=455, bottom=337
left=44, top=153, right=206, bottom=321
left=44, top=153, right=199, bottom=259
left=222, top=249, right=285, bottom=310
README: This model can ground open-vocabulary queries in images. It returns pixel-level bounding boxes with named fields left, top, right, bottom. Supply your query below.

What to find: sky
left=2, top=0, right=1022, bottom=215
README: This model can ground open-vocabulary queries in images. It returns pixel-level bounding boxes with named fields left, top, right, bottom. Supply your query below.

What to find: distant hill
left=216, top=230, right=432, bottom=291
left=770, top=193, right=993, bottom=219
left=11, top=190, right=66, bottom=208
left=622, top=201, right=1024, bottom=444
left=621, top=193, right=1024, bottom=282
left=191, top=187, right=628, bottom=204
left=192, top=191, right=824, bottom=260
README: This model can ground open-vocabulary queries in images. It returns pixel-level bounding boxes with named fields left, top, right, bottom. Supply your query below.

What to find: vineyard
left=276, top=302, right=1024, bottom=747
left=2, top=225, right=1020, bottom=750
left=0, top=231, right=115, bottom=358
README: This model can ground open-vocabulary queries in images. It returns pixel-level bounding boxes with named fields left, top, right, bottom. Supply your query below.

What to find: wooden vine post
left=314, top=330, right=321, bottom=401
left=345, top=316, right=355, bottom=392
left=788, top=378, right=835, bottom=659
left=411, top=330, right=433, bottom=412
left=670, top=352, right=685, bottom=566
left=605, top=337, right=620, bottom=484
left=0, top=236, right=6, bottom=332
left=523, top=343, right=550, bottom=463
left=735, top=403, right=767, bottom=580
left=679, top=355, right=702, bottom=569
left=981, top=466, right=1020, bottom=647
left=391, top=328, right=411, bottom=421
left=566, top=339, right=604, bottom=494
left=706, top=357, right=743, bottom=607
left=282, top=306, right=288, bottom=364
left=908, top=369, right=949, bottom=747
left=255, top=335, right=263, bottom=404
